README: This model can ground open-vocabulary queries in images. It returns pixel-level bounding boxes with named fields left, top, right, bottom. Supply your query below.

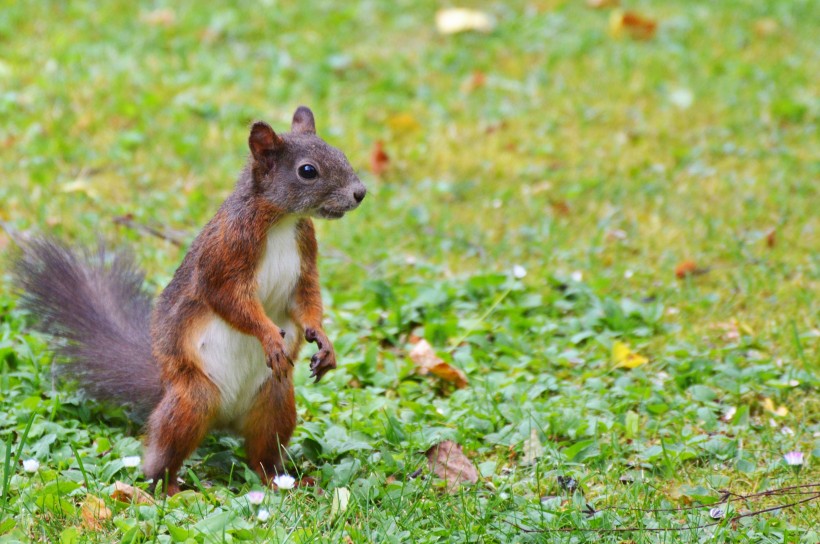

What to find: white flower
left=22, top=459, right=40, bottom=473
left=512, top=265, right=527, bottom=279
left=709, top=507, right=724, bottom=519
left=669, top=88, right=694, bottom=110
left=272, top=474, right=296, bottom=490
left=780, top=426, right=794, bottom=436
left=570, top=271, right=583, bottom=282
left=257, top=509, right=270, bottom=522
left=246, top=491, right=265, bottom=505
left=783, top=451, right=804, bottom=466
left=122, top=456, right=141, bottom=468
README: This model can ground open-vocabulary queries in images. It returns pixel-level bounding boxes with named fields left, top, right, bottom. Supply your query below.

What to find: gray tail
left=13, top=238, right=163, bottom=420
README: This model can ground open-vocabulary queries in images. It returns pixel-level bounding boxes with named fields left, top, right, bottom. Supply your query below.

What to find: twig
left=112, top=214, right=187, bottom=247
left=505, top=491, right=820, bottom=534
left=596, top=483, right=820, bottom=513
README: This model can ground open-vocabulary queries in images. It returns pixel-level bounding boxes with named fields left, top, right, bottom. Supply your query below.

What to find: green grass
left=1, top=0, right=818, bottom=542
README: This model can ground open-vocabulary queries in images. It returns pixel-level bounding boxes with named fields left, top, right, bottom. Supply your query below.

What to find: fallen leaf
left=81, top=495, right=112, bottom=530
left=387, top=112, right=421, bottom=133
left=753, top=18, right=779, bottom=37
left=435, top=8, right=495, bottom=35
left=111, top=481, right=155, bottom=505
left=587, top=0, right=619, bottom=8
left=409, top=339, right=468, bottom=388
left=674, top=260, right=709, bottom=279
left=549, top=199, right=571, bottom=216
left=522, top=429, right=543, bottom=465
left=712, top=319, right=754, bottom=341
left=612, top=341, right=648, bottom=369
left=140, top=8, right=175, bottom=27
left=369, top=140, right=390, bottom=176
left=765, top=228, right=776, bottom=248
left=609, top=10, right=657, bottom=40
left=426, top=440, right=478, bottom=492
left=61, top=179, right=98, bottom=199
left=762, top=397, right=788, bottom=417
left=460, top=70, right=486, bottom=93
left=331, top=487, right=350, bottom=517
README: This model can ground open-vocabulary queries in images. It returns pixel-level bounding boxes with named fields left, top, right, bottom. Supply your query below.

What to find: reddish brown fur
left=146, top=194, right=299, bottom=491
left=15, top=108, right=365, bottom=495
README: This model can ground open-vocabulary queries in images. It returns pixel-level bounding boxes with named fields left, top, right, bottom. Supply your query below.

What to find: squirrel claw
left=309, top=347, right=336, bottom=383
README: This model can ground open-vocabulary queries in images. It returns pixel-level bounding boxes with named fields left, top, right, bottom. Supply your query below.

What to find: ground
left=0, top=0, right=818, bottom=542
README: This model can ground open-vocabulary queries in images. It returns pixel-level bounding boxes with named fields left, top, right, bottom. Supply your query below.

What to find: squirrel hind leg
left=241, top=376, right=297, bottom=482
left=143, top=376, right=219, bottom=494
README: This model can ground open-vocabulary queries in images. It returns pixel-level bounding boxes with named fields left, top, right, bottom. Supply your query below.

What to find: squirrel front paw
left=305, top=327, right=336, bottom=383
left=264, top=332, right=293, bottom=381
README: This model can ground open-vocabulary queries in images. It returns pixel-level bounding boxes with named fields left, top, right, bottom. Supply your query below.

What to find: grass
left=1, top=0, right=818, bottom=542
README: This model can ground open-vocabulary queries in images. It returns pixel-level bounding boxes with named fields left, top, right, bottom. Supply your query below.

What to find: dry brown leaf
left=81, top=495, right=112, bottom=530
left=753, top=18, right=779, bottom=37
left=460, top=70, right=486, bottom=93
left=426, top=440, right=479, bottom=492
left=549, top=199, right=571, bottom=216
left=610, top=10, right=657, bottom=40
left=409, top=339, right=468, bottom=388
left=111, top=481, right=155, bottom=505
left=765, top=228, right=776, bottom=248
left=674, top=260, right=708, bottom=279
left=369, top=140, right=390, bottom=176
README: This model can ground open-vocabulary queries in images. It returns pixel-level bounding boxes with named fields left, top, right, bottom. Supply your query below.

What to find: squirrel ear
left=291, top=106, right=316, bottom=135
left=249, top=121, right=284, bottom=165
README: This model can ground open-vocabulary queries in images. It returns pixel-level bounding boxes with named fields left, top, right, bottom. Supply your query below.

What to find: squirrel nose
left=353, top=187, right=366, bottom=203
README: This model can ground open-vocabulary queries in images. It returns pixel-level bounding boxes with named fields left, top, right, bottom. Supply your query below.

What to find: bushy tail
left=13, top=238, right=163, bottom=420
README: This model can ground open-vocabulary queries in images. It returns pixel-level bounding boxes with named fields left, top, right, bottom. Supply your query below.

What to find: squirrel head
left=248, top=107, right=367, bottom=219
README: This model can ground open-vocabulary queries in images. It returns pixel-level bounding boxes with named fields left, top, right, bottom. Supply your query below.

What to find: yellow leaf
left=61, top=179, right=98, bottom=199
left=612, top=341, right=648, bottom=369
left=762, top=398, right=788, bottom=417
left=435, top=8, right=495, bottom=35
left=387, top=113, right=421, bottom=133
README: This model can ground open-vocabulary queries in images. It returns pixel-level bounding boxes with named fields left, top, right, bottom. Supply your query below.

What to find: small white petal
left=780, top=426, right=794, bottom=436
left=246, top=491, right=265, bottom=505
left=22, top=459, right=40, bottom=473
left=669, top=88, right=694, bottom=109
left=122, top=456, right=141, bottom=468
left=257, top=509, right=270, bottom=522
left=570, top=271, right=583, bottom=282
left=272, top=474, right=296, bottom=490
left=512, top=265, right=527, bottom=279
left=709, top=507, right=724, bottom=519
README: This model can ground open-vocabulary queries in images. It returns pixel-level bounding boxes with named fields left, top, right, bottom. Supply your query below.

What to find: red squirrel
left=13, top=106, right=366, bottom=494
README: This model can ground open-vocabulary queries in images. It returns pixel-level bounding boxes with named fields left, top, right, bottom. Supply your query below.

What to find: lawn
left=0, top=0, right=818, bottom=542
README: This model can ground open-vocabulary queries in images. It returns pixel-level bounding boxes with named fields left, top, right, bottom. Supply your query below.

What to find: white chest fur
left=197, top=218, right=302, bottom=429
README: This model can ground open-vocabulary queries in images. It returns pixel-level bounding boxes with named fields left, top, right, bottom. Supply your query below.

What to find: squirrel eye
left=298, top=164, right=318, bottom=180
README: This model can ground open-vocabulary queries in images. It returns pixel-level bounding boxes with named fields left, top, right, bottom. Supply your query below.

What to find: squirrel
left=12, top=106, right=366, bottom=494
